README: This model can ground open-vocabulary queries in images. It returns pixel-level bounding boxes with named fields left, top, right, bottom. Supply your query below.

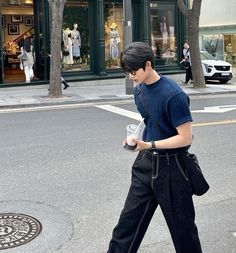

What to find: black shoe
left=63, top=84, right=69, bottom=90
left=62, top=81, right=69, bottom=89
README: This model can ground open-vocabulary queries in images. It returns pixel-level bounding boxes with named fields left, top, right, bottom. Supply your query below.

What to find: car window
left=200, top=51, right=217, bottom=61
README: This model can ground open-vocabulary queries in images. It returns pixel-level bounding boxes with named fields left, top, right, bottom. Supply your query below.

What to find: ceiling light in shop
left=8, top=0, right=33, bottom=4
left=9, top=0, right=22, bottom=4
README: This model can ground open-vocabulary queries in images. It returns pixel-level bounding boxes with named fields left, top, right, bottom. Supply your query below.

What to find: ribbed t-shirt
left=134, top=75, right=193, bottom=142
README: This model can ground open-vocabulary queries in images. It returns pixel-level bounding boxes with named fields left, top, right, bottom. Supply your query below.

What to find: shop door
left=33, top=0, right=50, bottom=81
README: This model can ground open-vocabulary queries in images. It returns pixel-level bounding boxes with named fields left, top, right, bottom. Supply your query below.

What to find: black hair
left=24, top=38, right=31, bottom=52
left=120, top=42, right=154, bottom=74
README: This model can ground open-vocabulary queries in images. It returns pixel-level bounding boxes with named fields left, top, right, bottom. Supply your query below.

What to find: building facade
left=0, top=0, right=187, bottom=87
left=199, top=0, right=236, bottom=67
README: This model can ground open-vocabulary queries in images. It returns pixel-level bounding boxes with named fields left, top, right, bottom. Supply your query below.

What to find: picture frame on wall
left=8, top=24, right=19, bottom=35
left=25, top=16, right=34, bottom=26
left=11, top=15, right=23, bottom=23
left=2, top=16, right=6, bottom=28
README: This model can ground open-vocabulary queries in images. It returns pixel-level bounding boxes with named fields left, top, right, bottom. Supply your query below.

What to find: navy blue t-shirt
left=134, top=75, right=192, bottom=142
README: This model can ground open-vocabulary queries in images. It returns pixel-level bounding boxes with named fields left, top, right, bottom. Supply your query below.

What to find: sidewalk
left=0, top=73, right=236, bottom=109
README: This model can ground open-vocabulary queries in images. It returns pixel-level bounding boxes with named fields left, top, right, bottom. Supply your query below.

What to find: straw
left=133, top=118, right=144, bottom=136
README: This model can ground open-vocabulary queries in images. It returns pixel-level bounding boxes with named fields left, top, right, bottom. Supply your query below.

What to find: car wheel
left=220, top=80, right=229, bottom=84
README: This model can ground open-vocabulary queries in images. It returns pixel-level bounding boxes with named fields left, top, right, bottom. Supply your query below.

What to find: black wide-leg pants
left=107, top=150, right=202, bottom=253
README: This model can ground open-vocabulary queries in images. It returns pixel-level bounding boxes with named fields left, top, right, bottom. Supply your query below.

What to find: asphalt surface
left=0, top=71, right=236, bottom=109
left=0, top=96, right=236, bottom=253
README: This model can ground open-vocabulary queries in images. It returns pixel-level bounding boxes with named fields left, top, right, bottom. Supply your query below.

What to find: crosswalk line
left=95, top=104, right=236, bottom=127
left=95, top=104, right=142, bottom=121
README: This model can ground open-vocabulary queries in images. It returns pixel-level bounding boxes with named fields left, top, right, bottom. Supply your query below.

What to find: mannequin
left=109, top=22, right=120, bottom=60
left=160, top=16, right=169, bottom=47
left=71, top=23, right=81, bottom=63
left=62, top=28, right=74, bottom=65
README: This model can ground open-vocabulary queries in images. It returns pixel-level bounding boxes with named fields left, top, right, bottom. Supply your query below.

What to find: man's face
left=128, top=68, right=145, bottom=85
left=128, top=62, right=152, bottom=85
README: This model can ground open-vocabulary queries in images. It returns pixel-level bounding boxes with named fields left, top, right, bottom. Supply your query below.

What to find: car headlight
left=203, top=63, right=213, bottom=73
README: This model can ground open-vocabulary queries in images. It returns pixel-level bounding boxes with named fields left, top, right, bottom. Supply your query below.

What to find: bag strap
left=184, top=48, right=189, bottom=58
left=136, top=84, right=166, bottom=136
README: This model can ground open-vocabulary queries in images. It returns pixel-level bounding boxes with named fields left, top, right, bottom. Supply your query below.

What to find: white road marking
left=95, top=105, right=142, bottom=121
left=191, top=105, right=236, bottom=113
left=231, top=232, right=236, bottom=237
left=95, top=105, right=236, bottom=127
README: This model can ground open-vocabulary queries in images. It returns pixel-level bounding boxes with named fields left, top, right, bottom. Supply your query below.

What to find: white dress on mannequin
left=62, top=28, right=74, bottom=65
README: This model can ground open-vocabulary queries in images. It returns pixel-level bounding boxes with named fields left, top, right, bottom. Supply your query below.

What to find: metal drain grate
left=0, top=213, right=42, bottom=250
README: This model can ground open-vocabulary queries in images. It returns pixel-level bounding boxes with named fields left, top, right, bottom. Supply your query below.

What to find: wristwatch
left=150, top=141, right=156, bottom=150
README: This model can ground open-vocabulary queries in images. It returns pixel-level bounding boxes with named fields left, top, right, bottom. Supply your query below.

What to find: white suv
left=200, top=51, right=233, bottom=84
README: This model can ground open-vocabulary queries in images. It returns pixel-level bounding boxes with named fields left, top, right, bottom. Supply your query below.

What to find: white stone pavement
left=0, top=72, right=236, bottom=108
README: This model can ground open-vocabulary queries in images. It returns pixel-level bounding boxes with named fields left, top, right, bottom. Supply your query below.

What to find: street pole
left=123, top=0, right=133, bottom=95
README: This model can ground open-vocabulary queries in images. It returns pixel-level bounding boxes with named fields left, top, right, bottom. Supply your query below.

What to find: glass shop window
left=201, top=34, right=224, bottom=59
left=224, top=34, right=236, bottom=67
left=150, top=2, right=177, bottom=66
left=62, top=0, right=90, bottom=72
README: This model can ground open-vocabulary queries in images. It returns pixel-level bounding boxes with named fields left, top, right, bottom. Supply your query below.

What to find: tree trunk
left=47, top=0, right=67, bottom=98
left=177, top=0, right=206, bottom=88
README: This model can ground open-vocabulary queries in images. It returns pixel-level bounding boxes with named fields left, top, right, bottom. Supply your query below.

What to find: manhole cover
left=0, top=213, right=42, bottom=250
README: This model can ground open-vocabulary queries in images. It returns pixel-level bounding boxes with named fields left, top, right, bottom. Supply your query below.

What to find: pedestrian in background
left=181, top=42, right=193, bottom=85
left=19, top=33, right=34, bottom=84
left=107, top=42, right=202, bottom=253
left=47, top=54, right=69, bottom=90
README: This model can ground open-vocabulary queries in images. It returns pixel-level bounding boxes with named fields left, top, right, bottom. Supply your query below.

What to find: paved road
left=0, top=94, right=236, bottom=253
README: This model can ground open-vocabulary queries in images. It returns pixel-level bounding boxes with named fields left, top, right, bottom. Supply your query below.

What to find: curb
left=0, top=89, right=236, bottom=110
left=0, top=96, right=134, bottom=110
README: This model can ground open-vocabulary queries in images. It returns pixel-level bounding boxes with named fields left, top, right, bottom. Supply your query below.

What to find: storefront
left=200, top=26, right=236, bottom=67
left=0, top=0, right=186, bottom=87
left=199, top=0, right=236, bottom=67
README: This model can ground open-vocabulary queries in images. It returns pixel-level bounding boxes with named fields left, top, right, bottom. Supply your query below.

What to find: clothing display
left=62, top=28, right=74, bottom=65
left=160, top=17, right=168, bottom=46
left=109, top=23, right=120, bottom=60
left=71, top=24, right=81, bottom=59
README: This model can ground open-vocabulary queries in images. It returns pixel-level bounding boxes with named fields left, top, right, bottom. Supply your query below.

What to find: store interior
left=1, top=0, right=34, bottom=84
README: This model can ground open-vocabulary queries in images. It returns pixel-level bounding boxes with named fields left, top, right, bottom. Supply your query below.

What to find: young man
left=107, top=42, right=202, bottom=253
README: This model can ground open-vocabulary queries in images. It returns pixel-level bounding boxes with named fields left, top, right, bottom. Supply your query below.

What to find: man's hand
left=123, top=138, right=151, bottom=152
left=134, top=140, right=151, bottom=151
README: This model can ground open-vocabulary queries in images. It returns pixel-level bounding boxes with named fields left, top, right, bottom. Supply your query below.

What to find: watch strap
left=150, top=140, right=156, bottom=149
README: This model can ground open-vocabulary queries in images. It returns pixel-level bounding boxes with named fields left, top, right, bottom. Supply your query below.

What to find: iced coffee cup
left=124, top=124, right=140, bottom=150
